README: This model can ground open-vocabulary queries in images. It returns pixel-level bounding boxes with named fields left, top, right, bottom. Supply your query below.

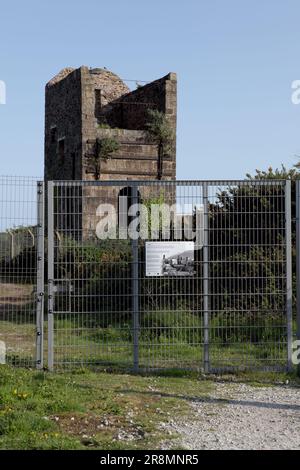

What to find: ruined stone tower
left=44, top=66, right=177, bottom=237
left=45, top=66, right=177, bottom=182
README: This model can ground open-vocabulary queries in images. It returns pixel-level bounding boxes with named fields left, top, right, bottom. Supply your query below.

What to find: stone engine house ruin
left=44, top=66, right=177, bottom=237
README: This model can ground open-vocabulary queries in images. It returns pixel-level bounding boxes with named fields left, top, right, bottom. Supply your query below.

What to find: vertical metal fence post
left=285, top=180, right=293, bottom=371
left=296, top=180, right=300, bottom=376
left=203, top=183, right=210, bottom=373
left=131, top=184, right=139, bottom=373
left=47, top=182, right=54, bottom=371
left=36, top=181, right=45, bottom=369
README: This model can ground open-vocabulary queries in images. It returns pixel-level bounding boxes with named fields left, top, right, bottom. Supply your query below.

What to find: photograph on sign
left=145, top=241, right=195, bottom=277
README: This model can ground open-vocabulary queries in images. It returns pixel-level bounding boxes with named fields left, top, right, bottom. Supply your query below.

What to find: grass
left=0, top=365, right=213, bottom=450
left=0, top=281, right=294, bottom=372
left=49, top=317, right=290, bottom=371
left=1, top=317, right=292, bottom=372
left=0, top=365, right=299, bottom=450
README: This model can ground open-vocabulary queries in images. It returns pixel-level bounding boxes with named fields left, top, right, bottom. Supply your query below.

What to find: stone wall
left=118, top=73, right=176, bottom=131
left=81, top=125, right=176, bottom=236
left=96, top=73, right=177, bottom=138
left=44, top=68, right=82, bottom=181
left=83, top=129, right=175, bottom=180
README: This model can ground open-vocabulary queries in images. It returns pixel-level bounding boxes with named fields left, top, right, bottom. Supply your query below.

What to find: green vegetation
left=85, top=137, right=120, bottom=180
left=3, top=311, right=296, bottom=372
left=141, top=190, right=171, bottom=237
left=97, top=137, right=120, bottom=161
left=97, top=123, right=111, bottom=129
left=145, top=109, right=174, bottom=157
left=0, top=365, right=299, bottom=450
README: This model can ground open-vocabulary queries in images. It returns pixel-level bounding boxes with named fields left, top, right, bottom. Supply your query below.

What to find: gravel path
left=164, top=382, right=300, bottom=450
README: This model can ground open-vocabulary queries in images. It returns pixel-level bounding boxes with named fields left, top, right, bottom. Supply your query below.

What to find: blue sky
left=1, top=0, right=300, bottom=179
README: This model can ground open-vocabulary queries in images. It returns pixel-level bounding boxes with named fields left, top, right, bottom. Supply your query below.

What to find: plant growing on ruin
left=97, top=122, right=111, bottom=129
left=141, top=191, right=169, bottom=237
left=97, top=137, right=119, bottom=160
left=145, top=109, right=174, bottom=156
left=87, top=137, right=120, bottom=180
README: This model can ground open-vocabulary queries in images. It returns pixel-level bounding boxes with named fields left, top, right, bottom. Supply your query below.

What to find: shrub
left=140, top=310, right=203, bottom=344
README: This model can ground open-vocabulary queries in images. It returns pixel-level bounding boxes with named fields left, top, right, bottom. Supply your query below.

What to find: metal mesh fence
left=207, top=181, right=291, bottom=372
left=0, top=176, right=44, bottom=367
left=48, top=179, right=292, bottom=373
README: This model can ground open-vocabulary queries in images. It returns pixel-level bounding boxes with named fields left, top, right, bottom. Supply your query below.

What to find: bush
left=140, top=310, right=203, bottom=344
left=210, top=312, right=286, bottom=345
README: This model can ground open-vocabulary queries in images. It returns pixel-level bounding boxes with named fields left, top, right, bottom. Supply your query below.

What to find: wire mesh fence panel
left=48, top=182, right=133, bottom=368
left=48, top=180, right=291, bottom=372
left=207, top=180, right=290, bottom=372
left=138, top=182, right=205, bottom=371
left=0, top=176, right=43, bottom=367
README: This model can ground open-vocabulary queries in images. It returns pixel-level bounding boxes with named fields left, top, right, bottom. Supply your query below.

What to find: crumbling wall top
left=87, top=67, right=130, bottom=103
left=46, top=67, right=76, bottom=88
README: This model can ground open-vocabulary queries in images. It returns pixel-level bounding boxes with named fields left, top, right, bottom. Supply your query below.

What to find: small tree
left=145, top=109, right=174, bottom=180
left=145, top=109, right=174, bottom=157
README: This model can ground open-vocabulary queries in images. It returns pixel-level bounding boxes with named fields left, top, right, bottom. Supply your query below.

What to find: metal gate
left=47, top=179, right=292, bottom=373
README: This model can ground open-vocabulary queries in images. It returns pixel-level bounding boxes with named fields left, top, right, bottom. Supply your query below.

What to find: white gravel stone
left=165, top=383, right=300, bottom=450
